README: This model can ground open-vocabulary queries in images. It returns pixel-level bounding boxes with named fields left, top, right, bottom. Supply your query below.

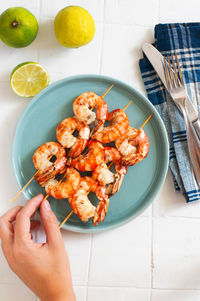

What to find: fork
left=163, top=53, right=200, bottom=187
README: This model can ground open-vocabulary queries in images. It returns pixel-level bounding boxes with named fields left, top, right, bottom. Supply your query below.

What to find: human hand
left=0, top=194, right=75, bottom=301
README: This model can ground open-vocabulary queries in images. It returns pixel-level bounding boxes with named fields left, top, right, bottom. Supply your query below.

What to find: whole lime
left=54, top=6, right=95, bottom=48
left=0, top=7, right=38, bottom=48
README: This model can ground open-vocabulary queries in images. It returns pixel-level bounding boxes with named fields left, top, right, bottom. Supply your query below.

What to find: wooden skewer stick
left=59, top=210, right=74, bottom=229
left=108, top=162, right=113, bottom=169
left=11, top=173, right=37, bottom=203
left=11, top=155, right=54, bottom=203
left=139, top=114, right=152, bottom=129
left=90, top=85, right=114, bottom=111
left=122, top=100, right=133, bottom=112
left=102, top=84, right=114, bottom=98
left=43, top=194, right=49, bottom=202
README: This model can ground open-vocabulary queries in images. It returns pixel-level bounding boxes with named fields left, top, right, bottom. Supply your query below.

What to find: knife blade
left=142, top=43, right=199, bottom=125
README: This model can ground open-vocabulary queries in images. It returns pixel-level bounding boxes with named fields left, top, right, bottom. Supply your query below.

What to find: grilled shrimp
left=45, top=167, right=81, bottom=199
left=33, top=142, right=67, bottom=186
left=115, top=127, right=150, bottom=166
left=56, top=117, right=90, bottom=158
left=92, top=147, right=121, bottom=186
left=73, top=92, right=108, bottom=125
left=92, top=109, right=129, bottom=143
left=68, top=176, right=109, bottom=225
left=92, top=146, right=127, bottom=196
left=69, top=141, right=105, bottom=171
left=107, top=164, right=127, bottom=196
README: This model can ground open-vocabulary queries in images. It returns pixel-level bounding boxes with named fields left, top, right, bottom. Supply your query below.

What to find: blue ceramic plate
left=13, top=75, right=168, bottom=233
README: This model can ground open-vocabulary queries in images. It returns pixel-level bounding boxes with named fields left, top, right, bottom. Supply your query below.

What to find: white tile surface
left=141, top=204, right=152, bottom=217
left=0, top=0, right=40, bottom=18
left=152, top=290, right=200, bottom=301
left=153, top=218, right=200, bottom=289
left=74, top=286, right=86, bottom=301
left=0, top=283, right=35, bottom=301
left=37, top=287, right=86, bottom=301
left=0, top=248, right=21, bottom=284
left=153, top=170, right=200, bottom=218
left=41, top=0, right=104, bottom=22
left=61, top=230, right=91, bottom=286
left=0, top=40, right=38, bottom=83
left=38, top=17, right=103, bottom=82
left=0, top=82, right=28, bottom=214
left=101, top=24, right=154, bottom=91
left=88, top=287, right=151, bottom=301
left=159, top=0, right=200, bottom=23
left=88, top=218, right=151, bottom=287
left=105, top=0, right=159, bottom=26
left=1, top=0, right=200, bottom=300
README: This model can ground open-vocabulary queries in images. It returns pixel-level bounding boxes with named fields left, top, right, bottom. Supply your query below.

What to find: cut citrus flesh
left=10, top=62, right=49, bottom=97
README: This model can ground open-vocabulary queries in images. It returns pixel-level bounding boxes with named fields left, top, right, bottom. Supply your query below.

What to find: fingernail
left=43, top=200, right=51, bottom=211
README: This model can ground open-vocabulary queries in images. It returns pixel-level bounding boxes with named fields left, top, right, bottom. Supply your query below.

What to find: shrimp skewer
left=59, top=101, right=134, bottom=227
left=11, top=86, right=114, bottom=204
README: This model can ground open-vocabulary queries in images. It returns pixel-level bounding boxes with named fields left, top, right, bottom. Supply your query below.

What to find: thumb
left=40, top=200, right=63, bottom=247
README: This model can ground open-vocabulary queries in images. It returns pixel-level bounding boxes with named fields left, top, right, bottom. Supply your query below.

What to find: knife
left=142, top=43, right=200, bottom=186
left=142, top=43, right=200, bottom=140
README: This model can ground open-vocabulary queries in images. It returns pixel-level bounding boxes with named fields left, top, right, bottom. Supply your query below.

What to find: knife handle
left=193, top=119, right=200, bottom=141
left=182, top=107, right=200, bottom=187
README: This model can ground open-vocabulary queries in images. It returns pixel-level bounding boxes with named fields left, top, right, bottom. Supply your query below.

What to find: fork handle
left=181, top=107, right=200, bottom=187
left=193, top=119, right=200, bottom=141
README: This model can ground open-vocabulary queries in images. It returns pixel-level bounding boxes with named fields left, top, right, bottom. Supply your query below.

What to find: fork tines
left=163, top=53, right=184, bottom=90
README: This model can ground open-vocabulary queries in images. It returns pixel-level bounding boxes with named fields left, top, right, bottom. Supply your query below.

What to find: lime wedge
left=10, top=62, right=50, bottom=97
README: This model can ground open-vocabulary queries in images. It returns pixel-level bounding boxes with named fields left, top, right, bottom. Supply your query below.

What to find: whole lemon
left=54, top=6, right=95, bottom=48
left=0, top=7, right=38, bottom=48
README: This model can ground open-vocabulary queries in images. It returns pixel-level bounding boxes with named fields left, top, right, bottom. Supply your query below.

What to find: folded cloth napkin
left=139, top=23, right=200, bottom=202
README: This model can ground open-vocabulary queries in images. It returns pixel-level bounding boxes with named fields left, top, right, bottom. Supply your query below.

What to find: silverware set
left=142, top=43, right=200, bottom=186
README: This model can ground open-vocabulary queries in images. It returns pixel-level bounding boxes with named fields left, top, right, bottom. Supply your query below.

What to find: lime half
left=10, top=62, right=50, bottom=97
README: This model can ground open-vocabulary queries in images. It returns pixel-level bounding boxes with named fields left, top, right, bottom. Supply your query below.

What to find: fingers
left=0, top=206, right=22, bottom=256
left=40, top=200, right=63, bottom=248
left=0, top=206, right=22, bottom=240
left=14, top=194, right=44, bottom=244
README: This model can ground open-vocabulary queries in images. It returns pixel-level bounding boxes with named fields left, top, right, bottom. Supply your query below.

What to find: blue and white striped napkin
left=139, top=23, right=200, bottom=202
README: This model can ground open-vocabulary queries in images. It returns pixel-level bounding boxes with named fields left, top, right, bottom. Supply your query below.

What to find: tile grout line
left=37, top=0, right=42, bottom=63
left=74, top=284, right=200, bottom=291
left=150, top=202, right=154, bottom=301
left=86, top=234, right=93, bottom=301
left=99, top=0, right=106, bottom=74
left=158, top=0, right=161, bottom=23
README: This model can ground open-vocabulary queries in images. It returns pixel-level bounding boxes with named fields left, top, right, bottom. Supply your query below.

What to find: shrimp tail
left=35, top=166, right=56, bottom=187
left=68, top=139, right=88, bottom=158
left=93, top=187, right=109, bottom=226
left=106, top=165, right=127, bottom=196
left=93, top=197, right=109, bottom=226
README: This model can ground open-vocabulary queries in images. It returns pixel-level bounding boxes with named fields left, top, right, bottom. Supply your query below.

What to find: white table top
left=1, top=1, right=200, bottom=300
